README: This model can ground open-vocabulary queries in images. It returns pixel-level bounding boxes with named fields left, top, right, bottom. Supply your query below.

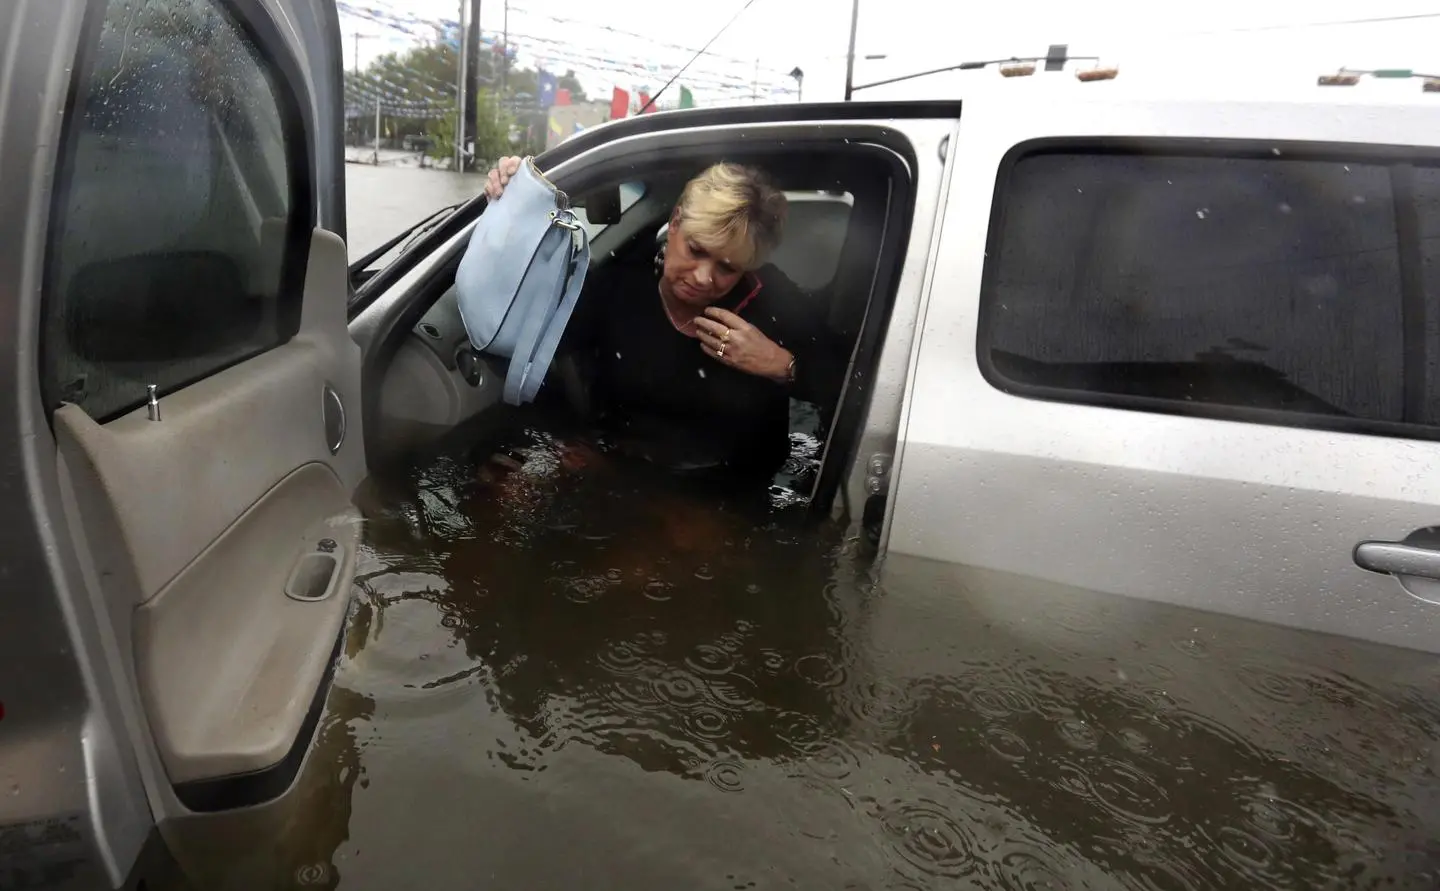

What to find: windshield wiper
left=347, top=199, right=472, bottom=288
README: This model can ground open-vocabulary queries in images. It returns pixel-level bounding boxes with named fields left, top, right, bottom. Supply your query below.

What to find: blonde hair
left=673, top=162, right=787, bottom=270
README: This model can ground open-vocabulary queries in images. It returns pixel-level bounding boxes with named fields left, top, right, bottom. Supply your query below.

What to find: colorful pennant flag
left=537, top=70, right=557, bottom=109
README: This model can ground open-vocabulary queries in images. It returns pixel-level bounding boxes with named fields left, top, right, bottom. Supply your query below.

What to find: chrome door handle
left=1353, top=541, right=1440, bottom=580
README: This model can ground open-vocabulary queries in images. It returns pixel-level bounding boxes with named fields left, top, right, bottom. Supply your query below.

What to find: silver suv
left=5, top=1, right=1440, bottom=888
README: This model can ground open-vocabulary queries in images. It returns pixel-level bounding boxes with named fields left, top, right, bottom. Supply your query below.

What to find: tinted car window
left=43, top=0, right=307, bottom=422
left=981, top=149, right=1440, bottom=433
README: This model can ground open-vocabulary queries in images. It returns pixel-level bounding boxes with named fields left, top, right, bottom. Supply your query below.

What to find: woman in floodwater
left=483, top=156, right=846, bottom=485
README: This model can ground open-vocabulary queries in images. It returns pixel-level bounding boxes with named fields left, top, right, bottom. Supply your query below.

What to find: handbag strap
left=518, top=224, right=591, bottom=403
left=501, top=212, right=592, bottom=404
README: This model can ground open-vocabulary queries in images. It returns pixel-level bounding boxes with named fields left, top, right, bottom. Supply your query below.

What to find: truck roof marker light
left=1077, top=65, right=1119, bottom=82
left=1321, top=67, right=1440, bottom=88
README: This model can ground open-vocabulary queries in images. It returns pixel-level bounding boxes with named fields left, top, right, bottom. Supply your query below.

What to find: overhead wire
left=337, top=0, right=790, bottom=103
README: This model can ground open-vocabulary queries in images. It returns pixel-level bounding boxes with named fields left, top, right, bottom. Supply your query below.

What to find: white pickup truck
left=3, top=0, right=1437, bottom=886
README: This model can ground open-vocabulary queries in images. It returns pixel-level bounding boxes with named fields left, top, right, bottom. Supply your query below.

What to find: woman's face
left=662, top=213, right=747, bottom=307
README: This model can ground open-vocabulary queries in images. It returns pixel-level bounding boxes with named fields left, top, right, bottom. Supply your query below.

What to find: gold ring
left=721, top=328, right=731, bottom=343
left=717, top=344, right=726, bottom=358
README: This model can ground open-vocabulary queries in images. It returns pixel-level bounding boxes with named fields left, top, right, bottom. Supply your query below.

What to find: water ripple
left=802, top=740, right=863, bottom=783
left=839, top=678, right=912, bottom=734
left=596, top=638, right=651, bottom=676
left=1171, top=635, right=1211, bottom=658
left=1056, top=758, right=1172, bottom=826
left=995, top=843, right=1082, bottom=891
left=983, top=726, right=1032, bottom=763
left=878, top=798, right=981, bottom=880
left=682, top=706, right=731, bottom=743
left=967, top=683, right=1038, bottom=720
left=704, top=758, right=746, bottom=793
left=652, top=668, right=708, bottom=709
left=772, top=710, right=828, bottom=754
left=685, top=643, right=738, bottom=678
left=556, top=572, right=614, bottom=604
left=708, top=677, right=759, bottom=712
left=1056, top=717, right=1102, bottom=751
left=1235, top=659, right=1375, bottom=709
left=794, top=653, right=848, bottom=688
left=1214, top=823, right=1284, bottom=885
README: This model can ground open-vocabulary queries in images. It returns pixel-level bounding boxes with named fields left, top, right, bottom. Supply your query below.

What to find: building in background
left=545, top=99, right=610, bottom=149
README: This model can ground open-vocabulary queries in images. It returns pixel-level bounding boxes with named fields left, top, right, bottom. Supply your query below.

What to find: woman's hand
left=484, top=155, right=524, bottom=201
left=694, top=308, right=793, bottom=383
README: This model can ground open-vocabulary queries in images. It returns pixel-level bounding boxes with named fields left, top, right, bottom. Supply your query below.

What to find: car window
left=980, top=149, right=1440, bottom=435
left=42, top=0, right=308, bottom=423
left=770, top=191, right=854, bottom=291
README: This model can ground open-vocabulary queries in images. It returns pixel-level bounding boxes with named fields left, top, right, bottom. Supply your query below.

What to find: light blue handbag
left=455, top=157, right=591, bottom=405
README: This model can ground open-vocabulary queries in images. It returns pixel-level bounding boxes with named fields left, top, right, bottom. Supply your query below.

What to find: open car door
left=2, top=0, right=359, bottom=880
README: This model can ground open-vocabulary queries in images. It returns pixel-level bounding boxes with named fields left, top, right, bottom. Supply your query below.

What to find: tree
left=425, top=89, right=513, bottom=168
left=348, top=36, right=587, bottom=170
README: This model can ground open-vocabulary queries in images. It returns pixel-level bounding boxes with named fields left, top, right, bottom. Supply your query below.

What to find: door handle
left=1353, top=540, right=1440, bottom=580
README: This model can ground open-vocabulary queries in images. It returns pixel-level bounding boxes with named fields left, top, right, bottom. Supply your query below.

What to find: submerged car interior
left=43, top=14, right=916, bottom=818
left=362, top=143, right=913, bottom=518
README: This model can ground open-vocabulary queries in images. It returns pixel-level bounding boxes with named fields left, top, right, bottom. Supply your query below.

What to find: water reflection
left=157, top=419, right=1440, bottom=890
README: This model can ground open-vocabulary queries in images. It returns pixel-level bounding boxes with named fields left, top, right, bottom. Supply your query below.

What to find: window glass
left=573, top=181, right=646, bottom=239
left=982, top=151, right=1440, bottom=431
left=1419, top=166, right=1440, bottom=422
left=44, top=0, right=305, bottom=422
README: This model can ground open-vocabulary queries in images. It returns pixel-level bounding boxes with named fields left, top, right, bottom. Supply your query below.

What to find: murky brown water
left=154, top=414, right=1440, bottom=890
left=343, top=163, right=486, bottom=259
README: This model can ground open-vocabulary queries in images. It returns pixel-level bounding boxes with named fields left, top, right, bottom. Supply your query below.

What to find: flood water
left=151, top=410, right=1440, bottom=890
left=343, top=163, right=486, bottom=259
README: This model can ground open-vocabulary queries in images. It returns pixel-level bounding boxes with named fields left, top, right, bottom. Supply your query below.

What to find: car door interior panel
left=51, top=230, right=364, bottom=803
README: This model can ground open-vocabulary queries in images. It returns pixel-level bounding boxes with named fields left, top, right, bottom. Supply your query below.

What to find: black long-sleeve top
left=559, top=255, right=846, bottom=481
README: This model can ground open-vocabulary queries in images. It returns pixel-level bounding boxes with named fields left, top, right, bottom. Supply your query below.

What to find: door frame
left=0, top=1, right=156, bottom=886
left=2, top=0, right=357, bottom=885
left=349, top=116, right=956, bottom=527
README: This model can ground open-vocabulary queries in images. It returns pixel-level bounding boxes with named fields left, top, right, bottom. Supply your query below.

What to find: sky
left=338, top=0, right=1440, bottom=107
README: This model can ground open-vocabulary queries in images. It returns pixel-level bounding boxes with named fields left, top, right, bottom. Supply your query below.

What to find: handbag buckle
left=548, top=210, right=582, bottom=231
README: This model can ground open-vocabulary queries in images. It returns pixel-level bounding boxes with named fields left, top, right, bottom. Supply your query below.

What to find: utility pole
left=843, top=0, right=860, bottom=100
left=352, top=33, right=377, bottom=76
left=499, top=0, right=509, bottom=124
left=466, top=0, right=482, bottom=168
left=455, top=0, right=468, bottom=172
left=352, top=33, right=374, bottom=151
left=374, top=95, right=381, bottom=165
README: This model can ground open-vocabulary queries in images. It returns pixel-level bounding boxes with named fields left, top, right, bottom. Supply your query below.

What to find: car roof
left=540, top=69, right=1437, bottom=169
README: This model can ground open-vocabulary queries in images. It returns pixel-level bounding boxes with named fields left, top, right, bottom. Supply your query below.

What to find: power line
left=1177, top=11, right=1440, bottom=36
left=506, top=3, right=794, bottom=76
left=339, top=0, right=789, bottom=97
left=342, top=21, right=793, bottom=100
left=639, top=0, right=764, bottom=112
